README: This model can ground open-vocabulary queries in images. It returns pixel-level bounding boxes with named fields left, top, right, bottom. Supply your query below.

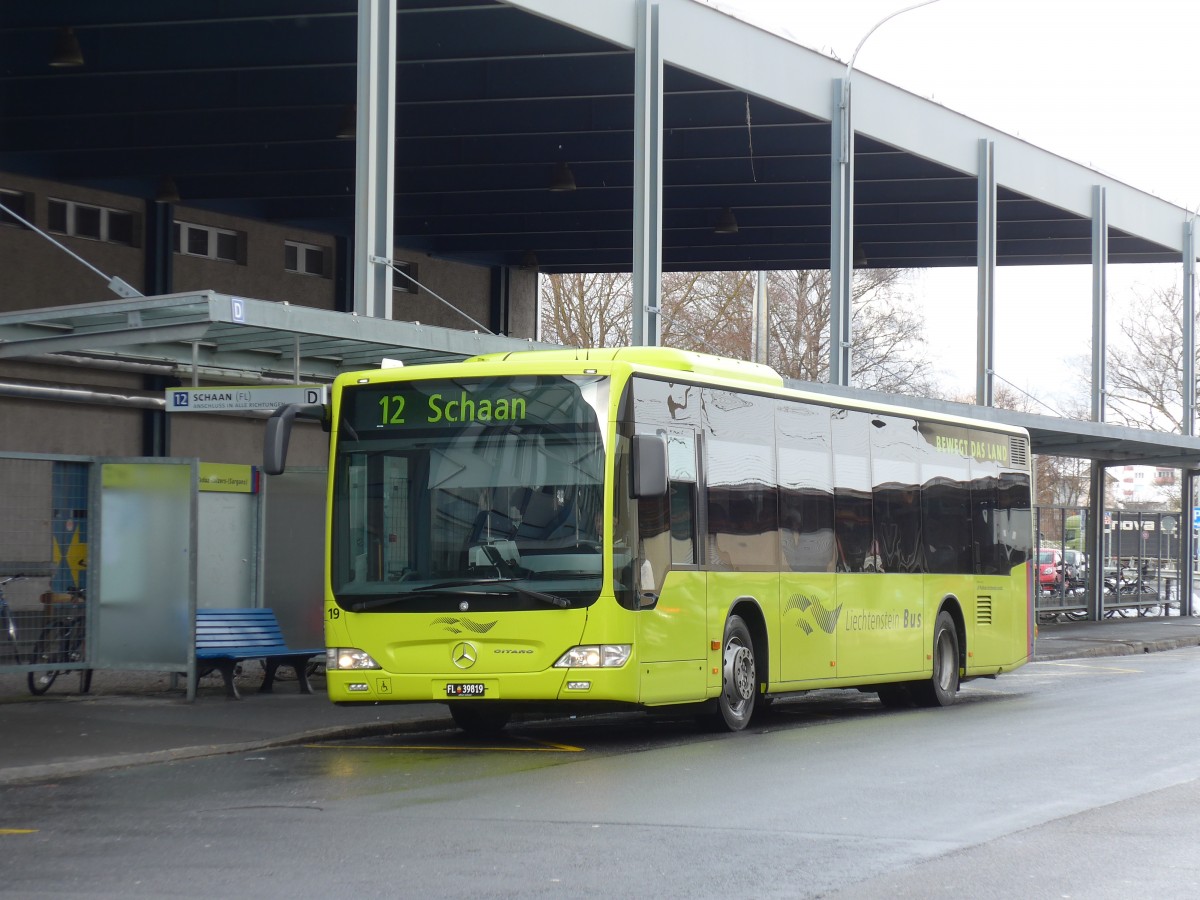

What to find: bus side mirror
left=264, top=403, right=326, bottom=475
left=631, top=433, right=668, bottom=498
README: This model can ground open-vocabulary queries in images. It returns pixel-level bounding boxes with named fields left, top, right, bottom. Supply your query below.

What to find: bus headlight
left=554, top=645, right=631, bottom=668
left=327, top=647, right=381, bottom=670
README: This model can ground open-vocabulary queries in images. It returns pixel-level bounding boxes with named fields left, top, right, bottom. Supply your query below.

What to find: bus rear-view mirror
left=632, top=433, right=668, bottom=498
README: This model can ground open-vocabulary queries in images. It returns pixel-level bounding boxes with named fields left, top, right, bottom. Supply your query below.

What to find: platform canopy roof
left=2, top=1, right=1199, bottom=466
left=1, top=0, right=1191, bottom=275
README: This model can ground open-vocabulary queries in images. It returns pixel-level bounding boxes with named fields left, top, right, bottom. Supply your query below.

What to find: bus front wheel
left=707, top=615, right=757, bottom=732
left=911, top=611, right=960, bottom=708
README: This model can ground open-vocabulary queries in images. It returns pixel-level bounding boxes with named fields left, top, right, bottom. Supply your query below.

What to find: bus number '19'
left=379, top=395, right=405, bottom=424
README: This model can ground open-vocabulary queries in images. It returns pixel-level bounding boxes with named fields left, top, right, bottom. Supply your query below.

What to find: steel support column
left=631, top=0, right=663, bottom=347
left=976, top=139, right=996, bottom=407
left=752, top=271, right=768, bottom=365
left=1085, top=185, right=1111, bottom=621
left=1183, top=218, right=1197, bottom=436
left=1183, top=470, right=1196, bottom=617
left=489, top=266, right=511, bottom=337
left=829, top=77, right=853, bottom=386
left=1090, top=186, right=1109, bottom=423
left=1183, top=220, right=1198, bottom=617
left=352, top=0, right=396, bottom=318
left=1087, top=462, right=1107, bottom=621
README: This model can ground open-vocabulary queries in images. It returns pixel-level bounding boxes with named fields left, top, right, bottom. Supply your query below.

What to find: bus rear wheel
left=911, top=610, right=960, bottom=708
left=449, top=703, right=511, bottom=737
left=706, top=615, right=757, bottom=732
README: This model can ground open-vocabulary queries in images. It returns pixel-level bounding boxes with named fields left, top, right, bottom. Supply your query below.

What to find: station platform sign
left=166, top=385, right=327, bottom=412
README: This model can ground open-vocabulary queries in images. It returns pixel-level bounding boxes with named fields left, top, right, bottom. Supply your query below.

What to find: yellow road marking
left=304, top=739, right=583, bottom=753
left=0, top=828, right=38, bottom=835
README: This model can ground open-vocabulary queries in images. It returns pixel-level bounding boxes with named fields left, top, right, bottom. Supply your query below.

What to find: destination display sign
left=342, top=377, right=593, bottom=434
left=166, top=385, right=328, bottom=413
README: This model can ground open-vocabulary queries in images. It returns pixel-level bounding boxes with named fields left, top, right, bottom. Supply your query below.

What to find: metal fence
left=1035, top=506, right=1191, bottom=621
left=0, top=453, right=93, bottom=686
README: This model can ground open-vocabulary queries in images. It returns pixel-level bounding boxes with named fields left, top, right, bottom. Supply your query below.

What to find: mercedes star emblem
left=451, top=641, right=478, bottom=669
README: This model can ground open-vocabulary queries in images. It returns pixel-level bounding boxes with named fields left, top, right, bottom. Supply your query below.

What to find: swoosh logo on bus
left=784, top=593, right=842, bottom=636
left=431, top=616, right=498, bottom=635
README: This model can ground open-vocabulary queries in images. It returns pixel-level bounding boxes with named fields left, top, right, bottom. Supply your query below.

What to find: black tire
left=910, top=610, right=960, bottom=708
left=706, top=614, right=757, bottom=732
left=28, top=623, right=66, bottom=695
left=449, top=704, right=511, bottom=737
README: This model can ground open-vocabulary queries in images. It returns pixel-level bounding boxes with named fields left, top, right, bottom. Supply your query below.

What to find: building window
left=174, top=221, right=241, bottom=262
left=0, top=189, right=32, bottom=228
left=47, top=198, right=136, bottom=246
left=391, top=261, right=419, bottom=293
left=284, top=240, right=328, bottom=277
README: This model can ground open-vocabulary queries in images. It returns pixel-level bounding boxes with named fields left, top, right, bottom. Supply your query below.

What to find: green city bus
left=266, top=347, right=1034, bottom=733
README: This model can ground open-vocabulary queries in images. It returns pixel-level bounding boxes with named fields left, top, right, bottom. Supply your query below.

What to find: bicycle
left=28, top=587, right=93, bottom=696
left=1, top=574, right=24, bottom=664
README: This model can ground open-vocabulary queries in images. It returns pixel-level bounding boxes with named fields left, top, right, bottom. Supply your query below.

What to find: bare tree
left=538, top=272, right=633, bottom=347
left=540, top=268, right=933, bottom=396
left=660, top=270, right=755, bottom=358
left=1106, top=283, right=1185, bottom=433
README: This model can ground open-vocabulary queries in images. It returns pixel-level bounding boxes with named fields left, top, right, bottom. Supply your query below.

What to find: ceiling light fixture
left=714, top=207, right=739, bottom=234
left=548, top=162, right=576, bottom=192
left=155, top=176, right=180, bottom=204
left=336, top=105, right=356, bottom=140
left=50, top=27, right=85, bottom=67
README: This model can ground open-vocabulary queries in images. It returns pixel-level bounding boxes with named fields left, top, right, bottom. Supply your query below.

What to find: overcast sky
left=709, top=0, right=1199, bottom=407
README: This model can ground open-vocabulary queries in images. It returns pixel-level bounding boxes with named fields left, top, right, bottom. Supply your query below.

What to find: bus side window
left=670, top=482, right=696, bottom=565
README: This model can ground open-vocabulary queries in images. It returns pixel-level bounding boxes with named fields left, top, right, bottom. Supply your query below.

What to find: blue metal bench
left=195, top=608, right=323, bottom=700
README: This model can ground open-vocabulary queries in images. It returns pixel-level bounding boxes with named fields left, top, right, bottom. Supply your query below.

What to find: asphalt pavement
left=1, top=615, right=1198, bottom=786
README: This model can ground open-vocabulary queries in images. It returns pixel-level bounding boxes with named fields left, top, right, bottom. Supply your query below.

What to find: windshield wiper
left=508, top=584, right=571, bottom=609
left=346, top=578, right=570, bottom=611
left=348, top=580, right=513, bottom=611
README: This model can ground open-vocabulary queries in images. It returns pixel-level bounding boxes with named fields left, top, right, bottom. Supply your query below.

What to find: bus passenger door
left=636, top=427, right=707, bottom=704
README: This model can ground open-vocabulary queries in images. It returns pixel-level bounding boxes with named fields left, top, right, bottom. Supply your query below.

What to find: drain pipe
left=0, top=377, right=164, bottom=409
left=21, top=352, right=309, bottom=385
left=0, top=377, right=286, bottom=420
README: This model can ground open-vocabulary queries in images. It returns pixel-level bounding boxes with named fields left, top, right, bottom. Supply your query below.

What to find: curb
left=1033, top=636, right=1200, bottom=662
left=0, top=716, right=455, bottom=787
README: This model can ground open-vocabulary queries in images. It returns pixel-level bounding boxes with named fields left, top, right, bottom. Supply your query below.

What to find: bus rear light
left=327, top=647, right=381, bottom=670
left=554, top=644, right=631, bottom=668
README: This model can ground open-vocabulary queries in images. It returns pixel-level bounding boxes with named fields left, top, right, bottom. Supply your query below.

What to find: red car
left=1036, top=549, right=1066, bottom=592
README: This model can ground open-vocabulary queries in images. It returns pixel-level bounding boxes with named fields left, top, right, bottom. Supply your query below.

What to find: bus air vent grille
left=1009, top=437, right=1029, bottom=469
left=976, top=597, right=994, bottom=626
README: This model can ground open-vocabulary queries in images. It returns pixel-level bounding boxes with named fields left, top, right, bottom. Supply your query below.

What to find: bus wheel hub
left=724, top=644, right=755, bottom=700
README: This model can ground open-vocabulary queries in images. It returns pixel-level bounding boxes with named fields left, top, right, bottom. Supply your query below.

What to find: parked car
left=1036, top=549, right=1068, bottom=592
left=1062, top=549, right=1087, bottom=589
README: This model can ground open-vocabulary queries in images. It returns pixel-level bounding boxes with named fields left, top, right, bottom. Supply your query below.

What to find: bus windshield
left=331, top=374, right=608, bottom=609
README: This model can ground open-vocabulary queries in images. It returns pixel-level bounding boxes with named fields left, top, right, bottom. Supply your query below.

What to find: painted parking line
left=304, top=738, right=583, bottom=753
left=0, top=828, right=38, bottom=835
